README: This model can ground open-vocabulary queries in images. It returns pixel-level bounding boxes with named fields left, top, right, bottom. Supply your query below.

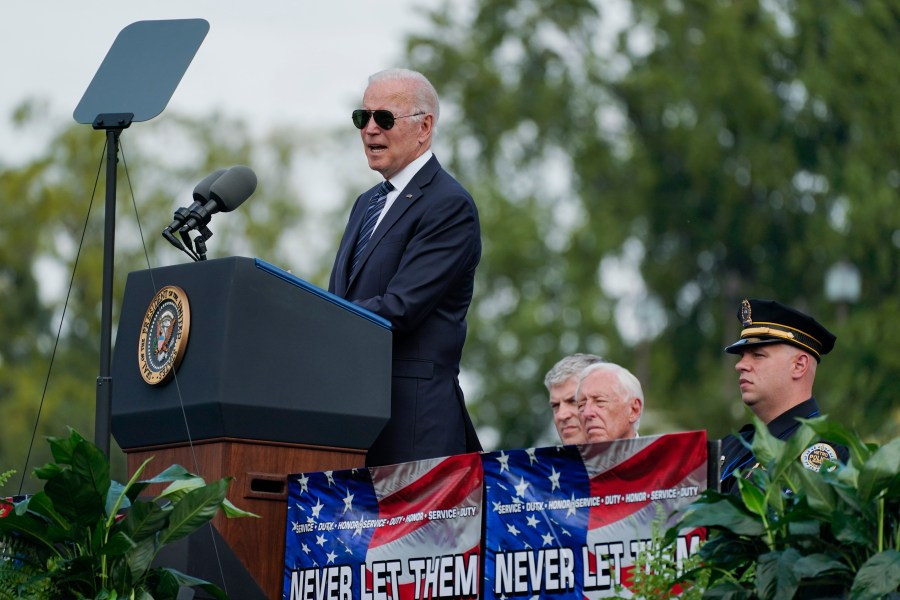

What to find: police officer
left=719, top=298, right=848, bottom=493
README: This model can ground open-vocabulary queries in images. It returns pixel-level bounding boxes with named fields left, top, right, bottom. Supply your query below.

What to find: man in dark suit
left=719, top=298, right=848, bottom=493
left=329, top=69, right=481, bottom=467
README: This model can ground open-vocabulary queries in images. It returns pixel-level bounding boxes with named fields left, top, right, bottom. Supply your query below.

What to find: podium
left=111, top=256, right=391, bottom=599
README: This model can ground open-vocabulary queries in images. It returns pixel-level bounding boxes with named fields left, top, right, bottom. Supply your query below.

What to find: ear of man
left=417, top=114, right=434, bottom=144
left=629, top=397, right=643, bottom=423
left=791, top=350, right=813, bottom=380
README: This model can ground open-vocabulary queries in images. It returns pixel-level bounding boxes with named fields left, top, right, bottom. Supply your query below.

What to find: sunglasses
left=352, top=109, right=425, bottom=130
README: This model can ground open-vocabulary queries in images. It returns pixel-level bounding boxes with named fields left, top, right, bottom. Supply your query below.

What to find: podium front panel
left=111, top=257, right=391, bottom=450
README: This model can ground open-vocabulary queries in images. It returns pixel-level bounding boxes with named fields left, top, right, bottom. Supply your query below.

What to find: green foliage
left=612, top=508, right=710, bottom=599
left=672, top=416, right=900, bottom=598
left=405, top=0, right=900, bottom=448
left=0, top=534, right=59, bottom=599
left=0, top=429, right=258, bottom=599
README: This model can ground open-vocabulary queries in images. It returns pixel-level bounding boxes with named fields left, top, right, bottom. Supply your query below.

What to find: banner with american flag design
left=283, top=431, right=707, bottom=599
left=283, top=452, right=483, bottom=600
left=483, top=431, right=708, bottom=599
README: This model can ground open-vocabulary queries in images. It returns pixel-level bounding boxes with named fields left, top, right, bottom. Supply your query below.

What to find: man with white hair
left=576, top=362, right=644, bottom=442
left=329, top=69, right=481, bottom=466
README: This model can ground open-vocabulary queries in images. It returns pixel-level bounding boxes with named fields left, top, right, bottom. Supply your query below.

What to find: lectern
left=111, top=256, right=391, bottom=599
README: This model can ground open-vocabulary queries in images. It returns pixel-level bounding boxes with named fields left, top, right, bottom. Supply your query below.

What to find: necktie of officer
left=350, top=180, right=393, bottom=276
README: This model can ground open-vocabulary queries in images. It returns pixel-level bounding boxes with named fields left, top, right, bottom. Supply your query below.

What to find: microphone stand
left=162, top=226, right=200, bottom=261
left=170, top=201, right=215, bottom=261
left=194, top=225, right=213, bottom=261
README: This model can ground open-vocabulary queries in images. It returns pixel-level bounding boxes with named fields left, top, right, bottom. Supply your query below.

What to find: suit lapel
left=347, top=156, right=442, bottom=291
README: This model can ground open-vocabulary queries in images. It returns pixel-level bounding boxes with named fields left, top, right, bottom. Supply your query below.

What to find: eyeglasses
left=352, top=109, right=425, bottom=130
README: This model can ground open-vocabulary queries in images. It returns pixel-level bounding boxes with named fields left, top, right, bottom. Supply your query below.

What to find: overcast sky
left=1, top=0, right=444, bottom=162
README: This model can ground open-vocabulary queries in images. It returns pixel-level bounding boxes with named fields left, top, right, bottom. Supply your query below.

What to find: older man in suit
left=329, top=69, right=481, bottom=466
left=576, top=362, right=644, bottom=443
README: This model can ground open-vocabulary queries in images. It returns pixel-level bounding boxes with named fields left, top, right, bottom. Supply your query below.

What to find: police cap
left=724, top=298, right=836, bottom=362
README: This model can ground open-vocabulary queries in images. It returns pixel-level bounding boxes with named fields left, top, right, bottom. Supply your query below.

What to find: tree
left=403, top=0, right=900, bottom=448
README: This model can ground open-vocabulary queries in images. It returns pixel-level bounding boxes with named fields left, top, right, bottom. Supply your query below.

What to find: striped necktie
left=350, top=180, right=393, bottom=276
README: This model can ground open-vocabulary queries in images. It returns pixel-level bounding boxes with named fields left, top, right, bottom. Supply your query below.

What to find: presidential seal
left=138, top=285, right=190, bottom=385
left=801, top=442, right=839, bottom=472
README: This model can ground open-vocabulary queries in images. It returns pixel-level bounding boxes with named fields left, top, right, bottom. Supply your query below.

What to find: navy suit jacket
left=329, top=155, right=482, bottom=466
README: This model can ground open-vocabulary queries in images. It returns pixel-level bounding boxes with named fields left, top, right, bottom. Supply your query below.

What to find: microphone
left=178, top=165, right=258, bottom=235
left=163, top=168, right=228, bottom=233
left=162, top=169, right=228, bottom=253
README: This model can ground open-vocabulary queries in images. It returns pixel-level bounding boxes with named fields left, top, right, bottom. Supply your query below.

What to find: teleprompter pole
left=93, top=113, right=132, bottom=456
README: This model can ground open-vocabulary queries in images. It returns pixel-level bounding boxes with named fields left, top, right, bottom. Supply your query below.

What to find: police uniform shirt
left=719, top=397, right=848, bottom=494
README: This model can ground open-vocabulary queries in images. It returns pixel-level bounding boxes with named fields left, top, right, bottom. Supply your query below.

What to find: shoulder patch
left=801, top=443, right=839, bottom=472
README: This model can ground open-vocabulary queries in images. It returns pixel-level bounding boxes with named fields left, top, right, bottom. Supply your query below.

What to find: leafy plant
left=0, top=533, right=60, bottom=598
left=672, top=415, right=900, bottom=599
left=612, top=507, right=710, bottom=600
left=0, top=428, right=257, bottom=599
left=3, top=469, right=54, bottom=598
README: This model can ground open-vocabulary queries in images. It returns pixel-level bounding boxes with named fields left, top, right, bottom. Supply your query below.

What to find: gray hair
left=544, top=353, right=604, bottom=390
left=575, top=362, right=644, bottom=434
left=368, top=68, right=440, bottom=125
